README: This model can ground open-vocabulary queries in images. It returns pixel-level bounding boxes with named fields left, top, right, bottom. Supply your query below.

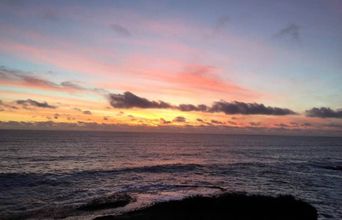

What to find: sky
left=0, top=0, right=341, bottom=135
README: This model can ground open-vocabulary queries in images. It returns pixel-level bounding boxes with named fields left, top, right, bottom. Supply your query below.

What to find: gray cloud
left=214, top=15, right=230, bottom=32
left=305, top=107, right=342, bottom=118
left=109, top=91, right=296, bottom=116
left=228, top=121, right=237, bottom=125
left=41, top=9, right=59, bottom=22
left=325, top=123, right=342, bottom=128
left=16, top=99, right=56, bottom=109
left=206, top=15, right=230, bottom=38
left=110, top=24, right=131, bottom=37
left=74, top=108, right=92, bottom=115
left=60, top=81, right=85, bottom=90
left=211, top=119, right=223, bottom=124
left=178, top=104, right=209, bottom=112
left=302, top=122, right=312, bottom=127
left=109, top=91, right=172, bottom=109
left=83, top=110, right=92, bottom=115
left=210, top=101, right=296, bottom=115
left=274, top=23, right=301, bottom=41
left=160, top=118, right=171, bottom=124
left=173, top=116, right=186, bottom=123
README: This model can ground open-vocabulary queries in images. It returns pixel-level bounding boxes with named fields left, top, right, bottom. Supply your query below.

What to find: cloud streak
left=0, top=66, right=108, bottom=94
left=16, top=99, right=56, bottom=109
left=0, top=66, right=59, bottom=89
left=306, top=107, right=342, bottom=118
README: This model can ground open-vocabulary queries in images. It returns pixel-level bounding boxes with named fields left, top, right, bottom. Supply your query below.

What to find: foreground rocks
left=94, top=192, right=317, bottom=220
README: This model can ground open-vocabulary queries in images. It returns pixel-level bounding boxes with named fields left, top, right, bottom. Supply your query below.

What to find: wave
left=1, top=163, right=206, bottom=176
left=310, top=162, right=342, bottom=171
left=0, top=163, right=208, bottom=189
left=0, top=162, right=292, bottom=189
left=77, top=193, right=134, bottom=211
left=3, top=161, right=338, bottom=195
left=0, top=193, right=134, bottom=220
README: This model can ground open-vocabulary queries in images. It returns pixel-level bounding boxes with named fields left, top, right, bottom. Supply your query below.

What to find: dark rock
left=78, top=193, right=133, bottom=211
left=94, top=192, right=317, bottom=220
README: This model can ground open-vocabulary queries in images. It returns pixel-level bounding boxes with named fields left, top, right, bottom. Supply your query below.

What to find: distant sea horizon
left=0, top=128, right=341, bottom=138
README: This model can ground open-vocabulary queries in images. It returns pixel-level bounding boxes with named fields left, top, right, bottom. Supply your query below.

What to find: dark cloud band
left=210, top=101, right=296, bottom=115
left=305, top=107, right=342, bottom=118
left=109, top=91, right=296, bottom=116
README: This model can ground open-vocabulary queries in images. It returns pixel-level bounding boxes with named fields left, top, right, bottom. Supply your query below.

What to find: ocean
left=0, top=130, right=341, bottom=219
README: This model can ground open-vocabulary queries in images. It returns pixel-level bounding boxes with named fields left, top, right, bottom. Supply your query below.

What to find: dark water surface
left=0, top=130, right=341, bottom=219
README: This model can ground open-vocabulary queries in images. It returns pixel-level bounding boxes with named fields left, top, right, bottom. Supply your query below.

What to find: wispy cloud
left=172, top=64, right=253, bottom=97
left=0, top=66, right=108, bottom=94
left=0, top=29, right=259, bottom=100
left=41, top=9, right=60, bottom=22
left=0, top=66, right=59, bottom=89
left=110, top=23, right=131, bottom=37
left=213, top=15, right=230, bottom=34
left=60, top=81, right=85, bottom=90
left=274, top=23, right=301, bottom=41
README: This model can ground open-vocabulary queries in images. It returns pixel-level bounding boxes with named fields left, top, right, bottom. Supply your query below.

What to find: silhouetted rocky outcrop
left=94, top=192, right=317, bottom=220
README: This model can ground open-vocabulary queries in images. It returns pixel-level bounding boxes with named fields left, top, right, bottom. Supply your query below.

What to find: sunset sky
left=0, top=0, right=341, bottom=135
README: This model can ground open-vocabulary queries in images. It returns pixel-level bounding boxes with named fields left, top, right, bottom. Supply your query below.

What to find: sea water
left=0, top=130, right=341, bottom=219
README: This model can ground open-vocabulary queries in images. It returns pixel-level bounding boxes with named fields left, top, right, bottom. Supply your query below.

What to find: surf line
left=171, top=184, right=226, bottom=191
